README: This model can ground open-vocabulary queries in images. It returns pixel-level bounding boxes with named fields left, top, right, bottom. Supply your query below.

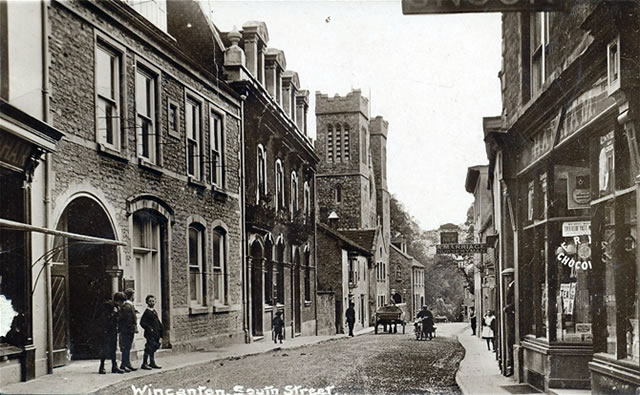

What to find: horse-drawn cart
left=374, top=304, right=406, bottom=334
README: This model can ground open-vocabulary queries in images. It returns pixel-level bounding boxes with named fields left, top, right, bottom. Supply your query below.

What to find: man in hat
left=272, top=311, right=284, bottom=344
left=345, top=302, right=356, bottom=337
left=119, top=288, right=138, bottom=372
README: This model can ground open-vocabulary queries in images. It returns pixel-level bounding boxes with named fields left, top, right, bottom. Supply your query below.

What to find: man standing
left=140, top=295, right=162, bottom=370
left=345, top=302, right=356, bottom=337
left=470, top=307, right=477, bottom=336
left=119, top=288, right=138, bottom=372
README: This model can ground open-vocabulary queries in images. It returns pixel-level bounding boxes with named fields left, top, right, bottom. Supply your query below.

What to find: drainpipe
left=239, top=94, right=250, bottom=343
left=42, top=0, right=54, bottom=375
left=313, top=170, right=318, bottom=336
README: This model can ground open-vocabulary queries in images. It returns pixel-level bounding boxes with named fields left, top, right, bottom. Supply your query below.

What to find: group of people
left=469, top=307, right=496, bottom=352
left=99, top=288, right=163, bottom=374
left=416, top=305, right=435, bottom=340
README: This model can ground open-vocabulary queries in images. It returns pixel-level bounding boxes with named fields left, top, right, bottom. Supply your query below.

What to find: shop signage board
left=401, top=0, right=565, bottom=15
left=562, top=221, right=591, bottom=237
left=436, top=243, right=487, bottom=254
left=440, top=231, right=458, bottom=244
left=0, top=130, right=34, bottom=170
left=567, top=170, right=591, bottom=209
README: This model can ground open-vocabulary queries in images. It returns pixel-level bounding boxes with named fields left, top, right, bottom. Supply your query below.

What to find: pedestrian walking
left=481, top=310, right=496, bottom=351
left=345, top=302, right=356, bottom=337
left=119, top=288, right=138, bottom=372
left=272, top=311, right=284, bottom=344
left=417, top=305, right=435, bottom=340
left=469, top=307, right=477, bottom=336
left=98, top=292, right=125, bottom=374
left=140, top=295, right=162, bottom=370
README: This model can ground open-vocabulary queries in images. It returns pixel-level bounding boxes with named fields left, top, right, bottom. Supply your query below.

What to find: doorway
left=250, top=240, right=264, bottom=337
left=51, top=197, right=118, bottom=365
left=293, top=248, right=301, bottom=334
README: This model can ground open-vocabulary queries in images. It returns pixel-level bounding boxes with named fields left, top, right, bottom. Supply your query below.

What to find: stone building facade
left=389, top=240, right=425, bottom=320
left=489, top=2, right=640, bottom=391
left=0, top=0, right=247, bottom=385
left=223, top=21, right=319, bottom=341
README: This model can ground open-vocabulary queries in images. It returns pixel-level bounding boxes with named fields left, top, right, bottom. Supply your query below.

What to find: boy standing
left=98, top=292, right=125, bottom=374
left=272, top=311, right=284, bottom=344
left=119, top=288, right=138, bottom=372
left=140, top=295, right=162, bottom=369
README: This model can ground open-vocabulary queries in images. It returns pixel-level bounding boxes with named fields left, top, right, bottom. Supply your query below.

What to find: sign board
left=562, top=221, right=591, bottom=237
left=436, top=243, right=487, bottom=254
left=402, top=0, right=565, bottom=15
left=440, top=231, right=458, bottom=244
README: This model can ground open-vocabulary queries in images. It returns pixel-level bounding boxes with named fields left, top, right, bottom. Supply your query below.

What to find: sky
left=208, top=0, right=502, bottom=230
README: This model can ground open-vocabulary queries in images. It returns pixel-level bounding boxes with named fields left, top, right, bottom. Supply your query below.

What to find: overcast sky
left=209, top=0, right=502, bottom=230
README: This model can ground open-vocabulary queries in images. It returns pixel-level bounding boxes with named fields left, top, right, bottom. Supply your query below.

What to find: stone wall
left=316, top=291, right=336, bottom=336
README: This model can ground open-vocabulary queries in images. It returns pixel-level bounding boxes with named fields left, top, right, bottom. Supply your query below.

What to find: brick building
left=222, top=21, right=319, bottom=341
left=316, top=223, right=371, bottom=335
left=0, top=0, right=248, bottom=385
left=487, top=2, right=640, bottom=391
left=389, top=237, right=425, bottom=320
left=315, top=90, right=391, bottom=324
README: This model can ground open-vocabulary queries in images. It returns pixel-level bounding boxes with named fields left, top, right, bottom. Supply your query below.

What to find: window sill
left=188, top=176, right=207, bottom=189
left=138, top=158, right=163, bottom=174
left=0, top=344, right=22, bottom=359
left=212, top=304, right=233, bottom=313
left=212, top=187, right=229, bottom=202
left=189, top=306, right=208, bottom=315
left=98, top=143, right=128, bottom=163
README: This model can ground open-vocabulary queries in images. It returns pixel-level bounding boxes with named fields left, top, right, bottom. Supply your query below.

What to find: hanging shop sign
left=436, top=243, right=487, bottom=254
left=567, top=170, right=591, bottom=209
left=440, top=231, right=459, bottom=244
left=401, top=0, right=565, bottom=15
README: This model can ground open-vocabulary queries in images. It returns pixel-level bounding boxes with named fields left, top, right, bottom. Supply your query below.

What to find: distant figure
left=417, top=305, right=435, bottom=340
left=119, top=288, right=138, bottom=372
left=482, top=310, right=496, bottom=351
left=99, top=292, right=125, bottom=374
left=470, top=307, right=477, bottom=336
left=140, top=295, right=162, bottom=370
left=272, top=311, right=284, bottom=344
left=345, top=302, right=356, bottom=337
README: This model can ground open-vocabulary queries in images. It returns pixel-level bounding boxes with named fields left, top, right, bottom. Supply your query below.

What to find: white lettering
left=131, top=385, right=150, bottom=395
left=234, top=386, right=246, bottom=394
left=325, top=386, right=335, bottom=395
left=154, top=389, right=165, bottom=395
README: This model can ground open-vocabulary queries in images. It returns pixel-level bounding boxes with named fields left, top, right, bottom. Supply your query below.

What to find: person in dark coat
left=417, top=305, right=435, bottom=340
left=470, top=307, right=477, bottom=336
left=119, top=288, right=138, bottom=372
left=99, top=292, right=125, bottom=374
left=345, top=302, right=356, bottom=337
left=140, top=295, right=162, bottom=370
left=272, top=311, right=284, bottom=344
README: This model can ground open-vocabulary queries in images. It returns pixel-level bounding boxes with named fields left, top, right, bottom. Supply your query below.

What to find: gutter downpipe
left=239, top=94, right=250, bottom=343
left=42, top=0, right=54, bottom=375
left=313, top=170, right=318, bottom=336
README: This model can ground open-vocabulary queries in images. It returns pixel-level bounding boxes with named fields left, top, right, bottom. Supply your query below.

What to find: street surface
left=98, top=328, right=465, bottom=395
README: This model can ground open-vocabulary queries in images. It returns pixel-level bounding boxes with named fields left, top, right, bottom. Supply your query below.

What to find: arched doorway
left=51, top=196, right=118, bottom=364
left=250, top=240, right=264, bottom=337
left=293, top=247, right=301, bottom=334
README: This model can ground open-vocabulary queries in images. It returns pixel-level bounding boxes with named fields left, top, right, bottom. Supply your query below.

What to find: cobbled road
left=98, top=330, right=465, bottom=395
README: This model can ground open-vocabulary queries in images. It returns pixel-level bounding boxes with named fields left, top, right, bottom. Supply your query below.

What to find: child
left=272, top=311, right=284, bottom=344
left=119, top=288, right=137, bottom=372
left=140, top=295, right=163, bottom=370
left=99, top=292, right=125, bottom=374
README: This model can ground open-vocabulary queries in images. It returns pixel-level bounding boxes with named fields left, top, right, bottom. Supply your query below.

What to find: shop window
left=95, top=40, right=122, bottom=151
left=212, top=227, right=227, bottom=305
left=135, top=65, right=158, bottom=164
left=188, top=224, right=206, bottom=308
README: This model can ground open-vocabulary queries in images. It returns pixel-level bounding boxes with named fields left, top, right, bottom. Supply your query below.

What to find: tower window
left=335, top=124, right=342, bottom=163
left=343, top=124, right=350, bottom=161
left=327, top=125, right=334, bottom=163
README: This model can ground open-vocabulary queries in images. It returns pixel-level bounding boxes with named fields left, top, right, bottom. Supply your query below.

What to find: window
left=124, top=0, right=167, bottom=32
left=361, top=127, right=367, bottom=165
left=275, top=159, right=285, bottom=211
left=132, top=211, right=162, bottom=311
left=327, top=125, right=334, bottom=163
left=95, top=42, right=121, bottom=150
left=188, top=224, right=206, bottom=307
left=265, top=241, right=274, bottom=306
left=530, top=12, right=549, bottom=97
left=290, top=171, right=299, bottom=216
left=186, top=97, right=202, bottom=180
left=304, top=251, right=311, bottom=302
left=303, top=181, right=311, bottom=218
left=257, top=144, right=267, bottom=203
left=167, top=100, right=179, bottom=138
left=343, top=124, right=350, bottom=161
left=335, top=185, right=342, bottom=203
left=335, top=124, right=342, bottom=163
left=210, top=109, right=223, bottom=187
left=276, top=241, right=285, bottom=304
left=212, top=227, right=227, bottom=305
left=135, top=66, right=157, bottom=163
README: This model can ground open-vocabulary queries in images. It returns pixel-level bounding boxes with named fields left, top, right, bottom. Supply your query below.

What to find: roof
left=317, top=223, right=372, bottom=256
left=412, top=259, right=425, bottom=269
left=338, top=229, right=377, bottom=252
left=390, top=243, right=412, bottom=261
left=465, top=165, right=488, bottom=193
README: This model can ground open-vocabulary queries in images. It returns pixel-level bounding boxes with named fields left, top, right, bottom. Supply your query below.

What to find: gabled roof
left=317, top=223, right=372, bottom=256
left=339, top=229, right=377, bottom=253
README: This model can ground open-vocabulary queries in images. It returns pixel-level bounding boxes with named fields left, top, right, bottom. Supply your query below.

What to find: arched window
left=188, top=223, right=206, bottom=307
left=343, top=124, right=350, bottom=161
left=335, top=124, right=342, bottom=162
left=212, top=226, right=227, bottom=304
left=275, top=159, right=285, bottom=211
left=257, top=144, right=267, bottom=203
left=290, top=171, right=298, bottom=216
left=326, top=124, right=334, bottom=163
left=303, top=181, right=311, bottom=218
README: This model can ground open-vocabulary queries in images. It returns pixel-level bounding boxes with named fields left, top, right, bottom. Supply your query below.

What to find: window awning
left=0, top=218, right=126, bottom=246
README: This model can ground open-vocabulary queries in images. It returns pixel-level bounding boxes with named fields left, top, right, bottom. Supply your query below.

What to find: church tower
left=315, top=90, right=377, bottom=229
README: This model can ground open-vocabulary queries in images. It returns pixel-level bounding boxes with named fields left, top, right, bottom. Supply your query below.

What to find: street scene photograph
left=0, top=0, right=639, bottom=394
